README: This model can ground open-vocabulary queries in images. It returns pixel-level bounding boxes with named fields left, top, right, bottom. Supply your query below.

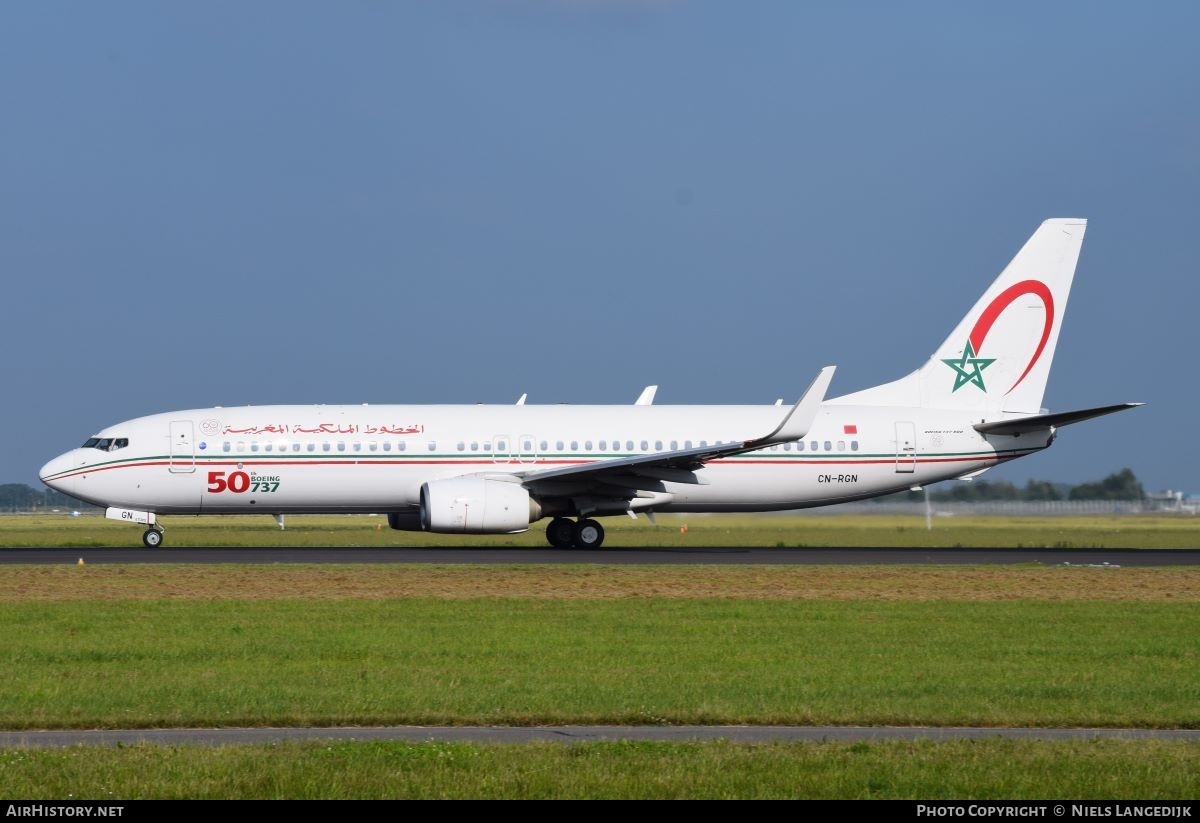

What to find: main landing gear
left=142, top=527, right=164, bottom=548
left=545, top=517, right=605, bottom=550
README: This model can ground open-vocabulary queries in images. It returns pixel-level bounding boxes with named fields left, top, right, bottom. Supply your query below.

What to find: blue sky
left=2, top=2, right=1197, bottom=491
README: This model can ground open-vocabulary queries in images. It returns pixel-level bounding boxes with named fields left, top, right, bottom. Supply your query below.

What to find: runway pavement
left=1, top=546, right=1198, bottom=565
left=3, top=725, right=1198, bottom=748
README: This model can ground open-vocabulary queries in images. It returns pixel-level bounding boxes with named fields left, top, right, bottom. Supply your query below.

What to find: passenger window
left=457, top=442, right=465, bottom=452
left=670, top=440, right=678, bottom=450
left=383, top=442, right=391, bottom=452
left=556, top=441, right=564, bottom=451
left=797, top=441, right=805, bottom=451
left=322, top=443, right=331, bottom=452
left=523, top=439, right=533, bottom=451
left=851, top=440, right=859, bottom=452
left=369, top=443, right=378, bottom=452
left=337, top=443, right=346, bottom=452
left=265, top=443, right=273, bottom=452
left=540, top=440, right=548, bottom=452
left=585, top=440, right=593, bottom=451
left=481, top=442, right=489, bottom=452
left=837, top=441, right=845, bottom=451
left=237, top=442, right=246, bottom=453
left=308, top=443, right=317, bottom=452
left=655, top=440, right=663, bottom=450
left=293, top=443, right=301, bottom=452
left=470, top=442, right=478, bottom=452
left=222, top=442, right=231, bottom=453
left=352, top=442, right=361, bottom=452
left=428, top=441, right=437, bottom=451
left=824, top=441, right=832, bottom=451
left=599, top=441, right=607, bottom=451
left=496, top=440, right=507, bottom=452
left=684, top=440, right=692, bottom=449
left=640, top=440, right=648, bottom=451
left=251, top=443, right=260, bottom=452
left=570, top=441, right=578, bottom=451
left=398, top=442, right=406, bottom=452
left=783, top=443, right=791, bottom=451
left=810, top=441, right=817, bottom=451
left=700, top=440, right=707, bottom=448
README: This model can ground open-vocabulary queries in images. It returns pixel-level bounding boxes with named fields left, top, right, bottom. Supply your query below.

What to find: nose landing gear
left=104, top=508, right=164, bottom=548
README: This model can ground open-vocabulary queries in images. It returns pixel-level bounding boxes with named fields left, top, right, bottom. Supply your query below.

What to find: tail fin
left=834, top=218, right=1087, bottom=414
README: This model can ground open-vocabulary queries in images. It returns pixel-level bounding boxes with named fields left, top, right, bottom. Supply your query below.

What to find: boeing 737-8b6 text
left=41, top=219, right=1141, bottom=548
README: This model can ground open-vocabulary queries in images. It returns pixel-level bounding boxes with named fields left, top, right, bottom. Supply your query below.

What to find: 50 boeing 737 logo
left=206, top=472, right=281, bottom=494
left=40, top=219, right=1141, bottom=549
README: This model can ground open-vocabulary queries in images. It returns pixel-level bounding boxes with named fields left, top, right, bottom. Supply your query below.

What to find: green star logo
left=942, top=340, right=996, bottom=393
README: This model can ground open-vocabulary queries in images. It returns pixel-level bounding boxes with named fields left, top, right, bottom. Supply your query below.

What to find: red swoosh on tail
left=968, top=279, right=1053, bottom=395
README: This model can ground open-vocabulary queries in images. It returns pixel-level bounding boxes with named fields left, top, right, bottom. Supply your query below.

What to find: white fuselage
left=38, top=401, right=1046, bottom=517
left=37, top=218, right=1131, bottom=550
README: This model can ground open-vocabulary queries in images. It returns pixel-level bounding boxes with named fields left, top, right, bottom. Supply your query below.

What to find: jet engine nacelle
left=419, top=477, right=537, bottom=534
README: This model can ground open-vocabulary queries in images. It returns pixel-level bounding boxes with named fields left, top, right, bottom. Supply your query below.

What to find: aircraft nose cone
left=39, top=453, right=76, bottom=493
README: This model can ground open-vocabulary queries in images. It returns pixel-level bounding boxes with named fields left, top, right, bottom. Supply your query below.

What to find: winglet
left=634, top=385, right=658, bottom=406
left=747, top=366, right=836, bottom=447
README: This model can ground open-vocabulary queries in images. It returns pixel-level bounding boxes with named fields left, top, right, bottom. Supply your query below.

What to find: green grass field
left=2, top=739, right=1197, bottom=800
left=2, top=512, right=1199, bottom=548
left=2, top=598, right=1197, bottom=729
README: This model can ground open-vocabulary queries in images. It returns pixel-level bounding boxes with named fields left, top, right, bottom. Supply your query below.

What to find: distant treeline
left=882, top=468, right=1146, bottom=503
left=0, top=484, right=96, bottom=512
left=0, top=468, right=1149, bottom=512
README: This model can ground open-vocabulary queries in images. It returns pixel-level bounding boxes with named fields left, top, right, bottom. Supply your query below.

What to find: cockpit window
left=82, top=437, right=129, bottom=451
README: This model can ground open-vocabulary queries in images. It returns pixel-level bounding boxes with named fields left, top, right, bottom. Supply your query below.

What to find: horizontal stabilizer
left=974, top=403, right=1144, bottom=436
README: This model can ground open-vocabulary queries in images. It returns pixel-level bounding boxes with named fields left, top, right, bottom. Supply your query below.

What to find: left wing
left=519, top=366, right=835, bottom=492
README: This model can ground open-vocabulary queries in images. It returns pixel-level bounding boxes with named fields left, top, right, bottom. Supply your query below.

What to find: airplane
left=39, top=218, right=1141, bottom=549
